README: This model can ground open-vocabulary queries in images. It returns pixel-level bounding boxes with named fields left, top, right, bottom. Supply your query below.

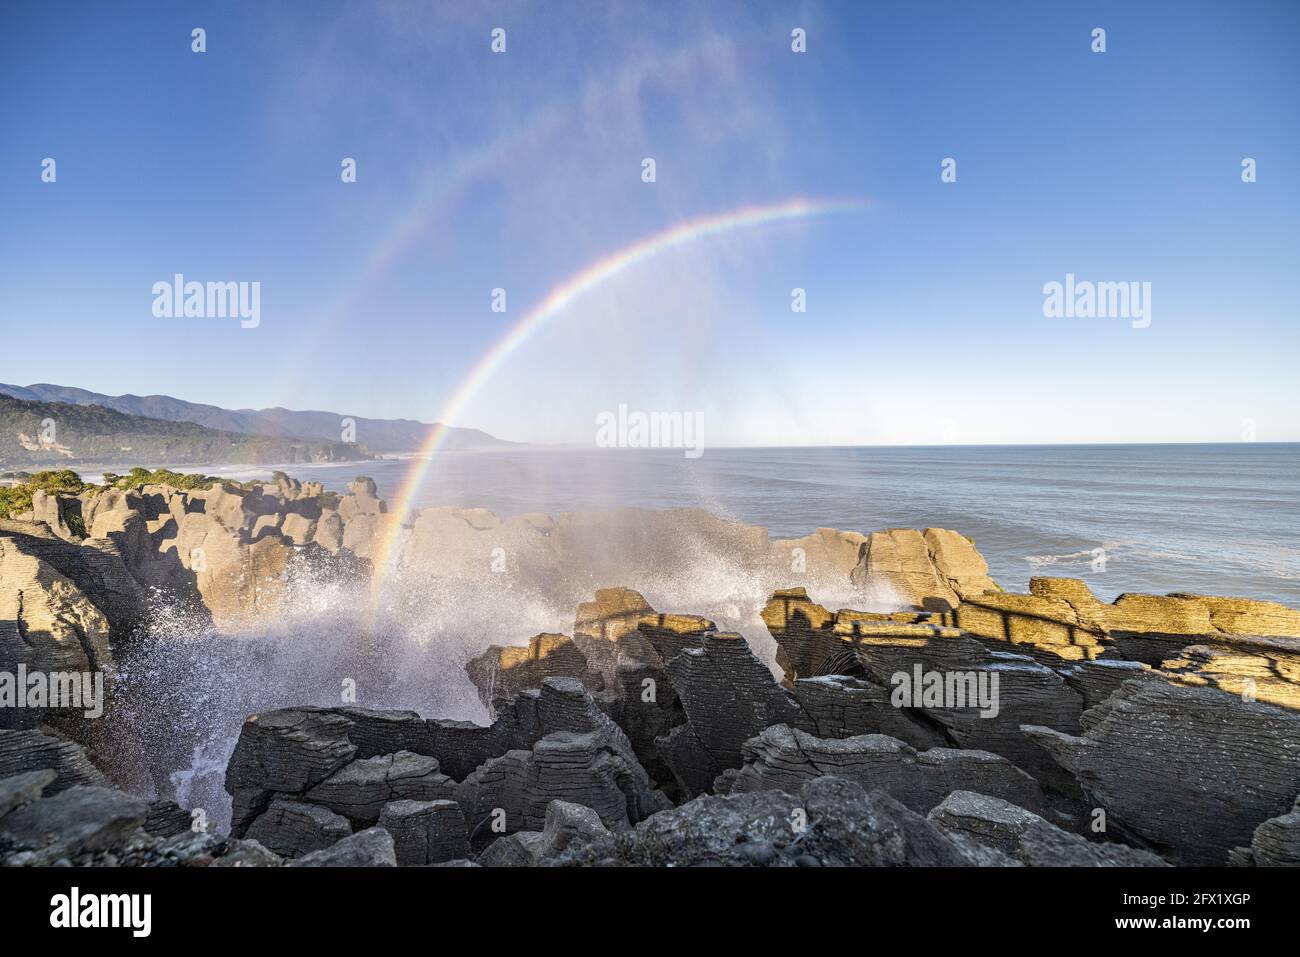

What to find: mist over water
left=114, top=515, right=900, bottom=829
left=209, top=443, right=1300, bottom=604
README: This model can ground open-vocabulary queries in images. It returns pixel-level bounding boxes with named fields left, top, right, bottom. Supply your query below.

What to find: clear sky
left=2, top=0, right=1297, bottom=446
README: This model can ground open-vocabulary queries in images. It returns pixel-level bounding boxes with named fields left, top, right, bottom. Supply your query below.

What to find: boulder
left=558, top=775, right=984, bottom=867
left=304, top=751, right=456, bottom=827
left=285, top=826, right=396, bottom=867
left=377, top=799, right=469, bottom=865
left=717, top=725, right=1044, bottom=815
left=0, top=769, right=56, bottom=817
left=928, top=790, right=1167, bottom=866
left=0, top=728, right=108, bottom=792
left=476, top=799, right=609, bottom=867
left=1236, top=795, right=1300, bottom=867
left=0, top=785, right=148, bottom=864
left=244, top=797, right=352, bottom=859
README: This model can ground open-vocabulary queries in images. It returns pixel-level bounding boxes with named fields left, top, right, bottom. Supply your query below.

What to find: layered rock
left=927, top=790, right=1166, bottom=866
left=716, top=724, right=1044, bottom=816
left=1231, top=795, right=1300, bottom=867
left=950, top=577, right=1300, bottom=665
left=0, top=727, right=108, bottom=791
left=0, top=534, right=114, bottom=720
left=557, top=775, right=986, bottom=867
left=476, top=799, right=610, bottom=867
left=465, top=633, right=603, bottom=711
left=1024, top=680, right=1300, bottom=863
left=850, top=528, right=999, bottom=612
left=377, top=799, right=468, bottom=865
left=456, top=678, right=668, bottom=835
left=660, top=632, right=809, bottom=796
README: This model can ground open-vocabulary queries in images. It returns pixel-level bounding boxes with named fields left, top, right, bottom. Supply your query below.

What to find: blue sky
left=1, top=0, right=1297, bottom=445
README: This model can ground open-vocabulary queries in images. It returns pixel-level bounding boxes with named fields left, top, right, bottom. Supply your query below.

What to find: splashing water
left=109, top=518, right=903, bottom=831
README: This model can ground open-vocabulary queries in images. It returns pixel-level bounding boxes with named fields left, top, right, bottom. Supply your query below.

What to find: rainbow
left=367, top=195, right=869, bottom=607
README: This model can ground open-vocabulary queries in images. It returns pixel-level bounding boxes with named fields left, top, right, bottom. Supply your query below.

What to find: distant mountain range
left=0, top=382, right=514, bottom=457
left=0, top=393, right=374, bottom=468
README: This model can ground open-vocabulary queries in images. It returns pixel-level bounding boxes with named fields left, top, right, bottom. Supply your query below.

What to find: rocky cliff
left=1, top=474, right=1298, bottom=867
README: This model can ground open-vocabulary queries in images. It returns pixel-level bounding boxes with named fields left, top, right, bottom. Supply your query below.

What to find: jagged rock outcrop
left=950, top=577, right=1300, bottom=665
left=0, top=533, right=115, bottom=720
left=224, top=708, right=358, bottom=835
left=1230, top=795, right=1300, bottom=867
left=927, top=790, right=1167, bottom=866
left=284, top=826, right=396, bottom=867
left=715, top=725, right=1044, bottom=815
left=226, top=678, right=668, bottom=857
left=303, top=751, right=458, bottom=827
left=457, top=678, right=669, bottom=834
left=572, top=588, right=715, bottom=687
left=1024, top=680, right=1300, bottom=864
left=0, top=728, right=108, bottom=791
left=476, top=799, right=609, bottom=867
left=378, top=799, right=468, bottom=865
left=660, top=632, right=808, bottom=796
left=5, top=477, right=386, bottom=633
left=557, top=775, right=985, bottom=867
left=849, top=528, right=999, bottom=611
left=244, top=797, right=352, bottom=859
left=465, top=633, right=603, bottom=710
left=0, top=520, right=145, bottom=643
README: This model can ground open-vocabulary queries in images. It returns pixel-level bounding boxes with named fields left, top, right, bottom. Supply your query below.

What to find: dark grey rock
left=244, top=797, right=351, bottom=859
left=286, top=826, right=396, bottom=867
left=928, top=790, right=1167, bottom=866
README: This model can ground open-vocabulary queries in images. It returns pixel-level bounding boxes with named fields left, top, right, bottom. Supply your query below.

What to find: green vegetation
left=103, top=467, right=222, bottom=492
left=0, top=469, right=92, bottom=518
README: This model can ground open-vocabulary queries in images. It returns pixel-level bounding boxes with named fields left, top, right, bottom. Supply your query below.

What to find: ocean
left=203, top=443, right=1300, bottom=607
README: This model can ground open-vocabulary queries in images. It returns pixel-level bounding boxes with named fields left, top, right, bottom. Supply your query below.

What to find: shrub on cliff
left=0, top=468, right=92, bottom=518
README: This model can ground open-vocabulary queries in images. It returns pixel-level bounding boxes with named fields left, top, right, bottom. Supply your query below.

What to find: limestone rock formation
left=849, top=528, right=998, bottom=611
left=0, top=533, right=115, bottom=718
left=465, top=633, right=603, bottom=710
left=927, top=790, right=1167, bottom=866
left=716, top=724, right=1044, bottom=815
left=285, top=826, right=396, bottom=867
left=303, top=750, right=458, bottom=827
left=660, top=632, right=808, bottom=796
left=476, top=799, right=610, bottom=867
left=558, top=775, right=984, bottom=867
left=244, top=797, right=352, bottom=859
left=377, top=799, right=468, bottom=865
left=0, top=728, right=107, bottom=791
left=1024, top=680, right=1300, bottom=863
left=1232, top=795, right=1300, bottom=867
